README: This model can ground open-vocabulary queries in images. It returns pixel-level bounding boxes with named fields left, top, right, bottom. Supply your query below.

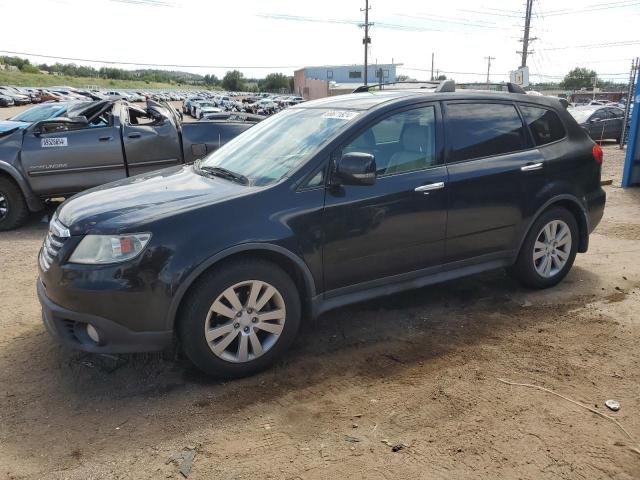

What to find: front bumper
left=37, top=279, right=173, bottom=353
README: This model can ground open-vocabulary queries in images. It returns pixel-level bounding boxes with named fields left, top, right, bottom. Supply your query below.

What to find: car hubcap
left=0, top=193, right=8, bottom=220
left=533, top=219, right=571, bottom=278
left=204, top=280, right=286, bottom=363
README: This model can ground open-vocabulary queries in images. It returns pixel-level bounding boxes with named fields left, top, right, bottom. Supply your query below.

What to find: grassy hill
left=0, top=70, right=199, bottom=90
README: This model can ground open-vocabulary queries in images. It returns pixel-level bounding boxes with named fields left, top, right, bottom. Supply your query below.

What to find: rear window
left=446, top=103, right=527, bottom=162
left=519, top=105, right=565, bottom=146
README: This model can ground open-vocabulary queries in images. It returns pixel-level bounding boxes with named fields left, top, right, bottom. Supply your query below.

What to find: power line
left=538, top=40, right=640, bottom=51
left=541, top=0, right=640, bottom=16
left=0, top=50, right=301, bottom=69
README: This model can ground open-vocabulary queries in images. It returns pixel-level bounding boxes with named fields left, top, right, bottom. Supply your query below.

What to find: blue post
left=622, top=69, right=640, bottom=187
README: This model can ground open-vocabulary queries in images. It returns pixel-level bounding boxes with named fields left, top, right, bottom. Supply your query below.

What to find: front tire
left=0, top=177, right=29, bottom=231
left=510, top=207, right=579, bottom=289
left=178, top=259, right=301, bottom=378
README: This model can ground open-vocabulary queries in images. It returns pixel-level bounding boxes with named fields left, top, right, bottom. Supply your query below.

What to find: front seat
left=385, top=123, right=433, bottom=175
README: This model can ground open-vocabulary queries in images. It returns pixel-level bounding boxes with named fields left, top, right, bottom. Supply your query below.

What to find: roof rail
left=352, top=80, right=443, bottom=93
left=456, top=82, right=527, bottom=94
left=352, top=80, right=527, bottom=94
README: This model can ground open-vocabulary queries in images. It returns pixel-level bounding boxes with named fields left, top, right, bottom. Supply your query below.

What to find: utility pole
left=431, top=52, right=435, bottom=81
left=360, top=0, right=372, bottom=85
left=485, top=56, right=495, bottom=83
left=518, top=0, right=536, bottom=68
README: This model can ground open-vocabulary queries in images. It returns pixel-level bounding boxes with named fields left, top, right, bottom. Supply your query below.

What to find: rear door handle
left=521, top=162, right=543, bottom=172
left=128, top=132, right=141, bottom=139
left=415, top=181, right=445, bottom=193
left=98, top=136, right=112, bottom=142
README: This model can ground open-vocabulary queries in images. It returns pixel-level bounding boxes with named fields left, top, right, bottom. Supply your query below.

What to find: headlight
left=69, top=233, right=151, bottom=264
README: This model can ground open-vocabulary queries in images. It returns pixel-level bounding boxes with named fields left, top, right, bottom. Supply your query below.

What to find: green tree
left=259, top=73, right=291, bottom=92
left=436, top=74, right=447, bottom=80
left=222, top=70, right=246, bottom=91
left=20, top=63, right=40, bottom=74
left=561, top=67, right=597, bottom=90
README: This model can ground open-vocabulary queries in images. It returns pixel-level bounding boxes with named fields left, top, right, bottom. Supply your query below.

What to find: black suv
left=37, top=83, right=606, bottom=378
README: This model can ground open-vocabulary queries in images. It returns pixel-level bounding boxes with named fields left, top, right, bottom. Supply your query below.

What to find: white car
left=192, top=101, right=217, bottom=119
left=197, top=105, right=222, bottom=119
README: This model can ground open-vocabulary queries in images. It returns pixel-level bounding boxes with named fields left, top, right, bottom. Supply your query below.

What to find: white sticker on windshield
left=322, top=111, right=359, bottom=121
left=41, top=137, right=68, bottom=148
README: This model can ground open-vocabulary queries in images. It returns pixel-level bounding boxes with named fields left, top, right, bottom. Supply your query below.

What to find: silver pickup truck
left=0, top=100, right=257, bottom=230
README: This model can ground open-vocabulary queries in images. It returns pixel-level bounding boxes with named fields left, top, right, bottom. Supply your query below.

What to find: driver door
left=20, top=118, right=125, bottom=196
left=322, top=103, right=448, bottom=293
left=122, top=104, right=183, bottom=177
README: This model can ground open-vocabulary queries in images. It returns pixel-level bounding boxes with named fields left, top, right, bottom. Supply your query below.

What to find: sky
left=0, top=0, right=638, bottom=84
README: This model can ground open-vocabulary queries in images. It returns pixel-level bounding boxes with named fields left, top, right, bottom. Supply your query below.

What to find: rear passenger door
left=606, top=108, right=624, bottom=141
left=443, top=101, right=545, bottom=264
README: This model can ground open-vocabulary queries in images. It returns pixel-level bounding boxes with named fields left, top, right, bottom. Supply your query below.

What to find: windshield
left=568, top=108, right=596, bottom=124
left=9, top=103, right=66, bottom=122
left=200, top=108, right=359, bottom=186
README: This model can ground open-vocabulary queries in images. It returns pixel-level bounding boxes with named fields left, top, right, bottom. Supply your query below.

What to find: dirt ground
left=0, top=110, right=639, bottom=478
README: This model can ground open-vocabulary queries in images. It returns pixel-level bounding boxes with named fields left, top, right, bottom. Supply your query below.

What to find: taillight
left=593, top=144, right=603, bottom=164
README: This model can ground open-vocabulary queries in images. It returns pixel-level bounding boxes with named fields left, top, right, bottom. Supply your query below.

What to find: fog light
left=86, top=324, right=100, bottom=344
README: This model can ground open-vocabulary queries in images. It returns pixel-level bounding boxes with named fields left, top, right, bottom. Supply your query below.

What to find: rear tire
left=178, top=258, right=301, bottom=378
left=0, top=177, right=29, bottom=231
left=510, top=207, right=579, bottom=289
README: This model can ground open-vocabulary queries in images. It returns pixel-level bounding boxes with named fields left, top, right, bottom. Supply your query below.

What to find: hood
left=0, top=120, right=30, bottom=132
left=57, top=165, right=255, bottom=235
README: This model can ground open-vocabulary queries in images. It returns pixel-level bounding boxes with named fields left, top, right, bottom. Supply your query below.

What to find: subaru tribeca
left=37, top=83, right=606, bottom=378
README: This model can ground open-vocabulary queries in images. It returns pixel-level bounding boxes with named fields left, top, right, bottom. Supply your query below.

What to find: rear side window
left=520, top=105, right=566, bottom=146
left=446, top=103, right=526, bottom=162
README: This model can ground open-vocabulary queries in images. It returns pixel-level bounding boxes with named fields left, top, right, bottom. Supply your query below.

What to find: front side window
left=201, top=108, right=358, bottom=186
left=9, top=104, right=66, bottom=123
left=343, top=106, right=437, bottom=176
left=446, top=103, right=527, bottom=162
left=519, top=105, right=566, bottom=146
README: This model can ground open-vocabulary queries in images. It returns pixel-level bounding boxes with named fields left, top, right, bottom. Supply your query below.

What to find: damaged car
left=0, top=100, right=257, bottom=230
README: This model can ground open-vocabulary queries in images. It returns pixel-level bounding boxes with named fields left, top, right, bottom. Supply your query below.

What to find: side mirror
left=334, top=152, right=376, bottom=186
left=590, top=117, right=600, bottom=123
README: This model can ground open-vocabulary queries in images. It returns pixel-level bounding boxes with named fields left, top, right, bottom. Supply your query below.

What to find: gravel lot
left=0, top=102, right=639, bottom=479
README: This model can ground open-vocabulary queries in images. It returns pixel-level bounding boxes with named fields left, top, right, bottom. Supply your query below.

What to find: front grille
left=39, top=218, right=70, bottom=272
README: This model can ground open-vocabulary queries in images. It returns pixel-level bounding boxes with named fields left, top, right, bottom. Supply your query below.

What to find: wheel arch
left=0, top=160, right=43, bottom=212
left=517, top=195, right=590, bottom=258
left=167, top=243, right=317, bottom=330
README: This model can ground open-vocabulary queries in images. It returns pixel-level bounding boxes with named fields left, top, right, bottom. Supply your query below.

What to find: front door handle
left=415, top=182, right=445, bottom=193
left=98, top=136, right=112, bottom=142
left=521, top=162, right=543, bottom=172
left=128, top=132, right=141, bottom=139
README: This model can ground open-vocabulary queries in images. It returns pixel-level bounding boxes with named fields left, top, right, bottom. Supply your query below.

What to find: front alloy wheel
left=179, top=259, right=301, bottom=378
left=0, top=192, right=8, bottom=221
left=205, top=280, right=286, bottom=363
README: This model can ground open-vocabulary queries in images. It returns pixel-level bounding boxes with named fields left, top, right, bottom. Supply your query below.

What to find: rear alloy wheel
left=179, top=259, right=301, bottom=378
left=0, top=177, right=29, bottom=231
left=510, top=207, right=578, bottom=289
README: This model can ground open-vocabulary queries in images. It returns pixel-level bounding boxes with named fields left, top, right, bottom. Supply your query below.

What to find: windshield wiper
left=199, top=164, right=249, bottom=185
